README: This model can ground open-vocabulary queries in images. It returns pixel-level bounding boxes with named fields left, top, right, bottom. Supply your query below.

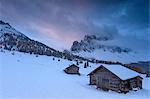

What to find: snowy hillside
left=0, top=20, right=25, bottom=36
left=0, top=20, right=87, bottom=61
left=0, top=20, right=65, bottom=57
left=0, top=50, right=150, bottom=99
left=70, top=35, right=149, bottom=63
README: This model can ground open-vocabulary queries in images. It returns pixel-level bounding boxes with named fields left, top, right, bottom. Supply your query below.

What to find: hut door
left=97, top=77, right=102, bottom=88
left=102, top=78, right=109, bottom=89
left=96, top=77, right=102, bottom=88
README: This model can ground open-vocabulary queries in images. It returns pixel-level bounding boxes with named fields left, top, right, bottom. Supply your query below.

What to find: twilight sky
left=0, top=0, right=149, bottom=50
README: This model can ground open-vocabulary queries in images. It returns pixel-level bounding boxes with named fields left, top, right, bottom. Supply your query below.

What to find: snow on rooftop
left=103, top=64, right=140, bottom=80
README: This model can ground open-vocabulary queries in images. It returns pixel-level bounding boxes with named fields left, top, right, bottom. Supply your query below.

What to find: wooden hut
left=88, top=65, right=143, bottom=93
left=64, top=64, right=80, bottom=75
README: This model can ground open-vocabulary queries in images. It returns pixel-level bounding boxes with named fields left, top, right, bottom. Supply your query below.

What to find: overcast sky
left=0, top=0, right=149, bottom=50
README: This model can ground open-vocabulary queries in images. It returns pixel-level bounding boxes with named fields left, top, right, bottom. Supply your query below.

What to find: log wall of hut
left=89, top=67, right=121, bottom=92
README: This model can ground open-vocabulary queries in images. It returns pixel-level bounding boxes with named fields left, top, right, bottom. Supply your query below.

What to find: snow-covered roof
left=103, top=64, right=140, bottom=80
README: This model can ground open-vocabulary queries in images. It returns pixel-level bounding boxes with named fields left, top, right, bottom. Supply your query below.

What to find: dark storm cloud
left=114, top=0, right=149, bottom=31
left=0, top=0, right=149, bottom=49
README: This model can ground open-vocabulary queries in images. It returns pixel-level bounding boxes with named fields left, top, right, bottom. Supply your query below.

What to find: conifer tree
left=84, top=62, right=87, bottom=68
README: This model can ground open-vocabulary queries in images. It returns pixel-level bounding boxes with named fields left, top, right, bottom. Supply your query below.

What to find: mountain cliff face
left=71, top=35, right=131, bottom=53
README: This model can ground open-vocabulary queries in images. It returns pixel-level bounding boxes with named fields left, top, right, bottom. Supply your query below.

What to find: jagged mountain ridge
left=71, top=35, right=131, bottom=53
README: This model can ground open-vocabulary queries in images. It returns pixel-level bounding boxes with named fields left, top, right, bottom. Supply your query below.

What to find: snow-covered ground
left=0, top=50, right=150, bottom=99
left=75, top=49, right=149, bottom=64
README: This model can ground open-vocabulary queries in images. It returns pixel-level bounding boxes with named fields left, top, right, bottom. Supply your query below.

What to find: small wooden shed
left=64, top=64, right=80, bottom=75
left=88, top=65, right=143, bottom=93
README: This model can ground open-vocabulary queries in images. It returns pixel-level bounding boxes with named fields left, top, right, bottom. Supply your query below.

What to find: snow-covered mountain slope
left=70, top=35, right=149, bottom=63
left=0, top=20, right=62, bottom=56
left=0, top=20, right=86, bottom=61
left=0, top=20, right=25, bottom=36
left=0, top=51, right=150, bottom=99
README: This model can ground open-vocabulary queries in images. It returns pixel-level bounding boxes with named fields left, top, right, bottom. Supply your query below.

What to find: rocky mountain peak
left=70, top=34, right=132, bottom=53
